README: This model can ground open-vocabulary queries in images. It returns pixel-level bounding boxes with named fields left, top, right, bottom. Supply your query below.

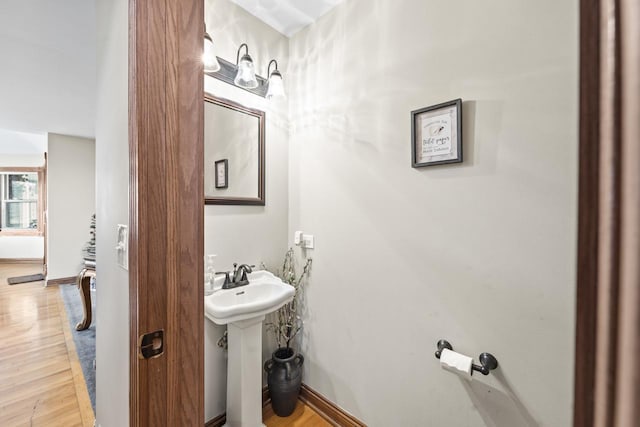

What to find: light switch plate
left=116, top=224, right=128, bottom=270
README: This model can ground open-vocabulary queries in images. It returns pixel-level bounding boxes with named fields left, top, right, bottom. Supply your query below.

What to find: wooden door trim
left=574, top=0, right=600, bottom=425
left=42, top=153, right=47, bottom=276
left=0, top=258, right=43, bottom=264
left=46, top=276, right=76, bottom=286
left=129, top=0, right=204, bottom=425
left=299, top=384, right=366, bottom=427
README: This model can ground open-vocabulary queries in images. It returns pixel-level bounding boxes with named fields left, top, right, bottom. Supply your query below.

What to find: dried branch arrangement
left=266, top=248, right=312, bottom=350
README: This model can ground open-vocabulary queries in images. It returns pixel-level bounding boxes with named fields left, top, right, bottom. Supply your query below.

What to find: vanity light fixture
left=265, top=59, right=285, bottom=100
left=204, top=39, right=283, bottom=99
left=233, top=44, right=259, bottom=89
left=203, top=23, right=221, bottom=73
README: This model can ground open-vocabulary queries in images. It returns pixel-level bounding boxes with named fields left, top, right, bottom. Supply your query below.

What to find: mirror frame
left=204, top=93, right=265, bottom=206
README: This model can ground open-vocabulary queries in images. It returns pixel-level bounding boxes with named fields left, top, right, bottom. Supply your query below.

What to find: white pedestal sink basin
left=205, top=270, right=294, bottom=427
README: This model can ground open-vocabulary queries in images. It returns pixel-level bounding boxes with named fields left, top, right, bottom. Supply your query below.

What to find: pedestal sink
left=205, top=270, right=295, bottom=427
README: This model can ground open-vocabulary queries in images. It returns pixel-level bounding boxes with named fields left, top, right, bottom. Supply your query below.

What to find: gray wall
left=287, top=0, right=578, bottom=426
left=203, top=0, right=290, bottom=421
left=46, top=133, right=95, bottom=280
left=95, top=0, right=130, bottom=425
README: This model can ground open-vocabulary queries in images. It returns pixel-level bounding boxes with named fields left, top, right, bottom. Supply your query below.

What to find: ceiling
left=230, top=0, right=345, bottom=37
left=0, top=0, right=96, bottom=139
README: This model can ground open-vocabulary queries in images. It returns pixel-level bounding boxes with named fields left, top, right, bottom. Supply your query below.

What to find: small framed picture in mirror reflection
left=215, top=159, right=228, bottom=189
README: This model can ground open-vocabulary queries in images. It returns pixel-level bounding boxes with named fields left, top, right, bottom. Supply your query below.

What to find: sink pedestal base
left=223, top=315, right=266, bottom=427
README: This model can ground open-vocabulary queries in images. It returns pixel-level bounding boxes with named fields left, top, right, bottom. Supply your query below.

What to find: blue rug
left=59, top=284, right=96, bottom=412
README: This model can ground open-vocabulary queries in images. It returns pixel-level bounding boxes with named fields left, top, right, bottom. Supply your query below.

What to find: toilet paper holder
left=434, top=339, right=498, bottom=376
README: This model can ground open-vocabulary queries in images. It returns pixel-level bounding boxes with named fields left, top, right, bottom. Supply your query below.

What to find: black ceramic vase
left=264, top=347, right=304, bottom=417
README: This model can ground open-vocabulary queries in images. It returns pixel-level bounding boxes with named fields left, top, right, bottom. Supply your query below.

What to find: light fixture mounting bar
left=205, top=56, right=268, bottom=97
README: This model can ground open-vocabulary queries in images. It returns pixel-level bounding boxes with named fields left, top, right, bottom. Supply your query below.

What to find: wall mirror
left=204, top=93, right=265, bottom=205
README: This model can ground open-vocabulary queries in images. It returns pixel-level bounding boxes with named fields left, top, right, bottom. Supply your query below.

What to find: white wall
left=46, top=133, right=95, bottom=279
left=203, top=0, right=290, bottom=421
left=0, top=129, right=47, bottom=157
left=0, top=236, right=42, bottom=259
left=0, top=155, right=45, bottom=168
left=0, top=130, right=46, bottom=259
left=95, top=0, right=129, bottom=425
left=287, top=0, right=577, bottom=426
left=0, top=0, right=96, bottom=138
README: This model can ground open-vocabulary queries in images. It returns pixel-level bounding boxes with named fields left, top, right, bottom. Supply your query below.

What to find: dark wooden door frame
left=574, top=0, right=600, bottom=425
left=129, top=0, right=204, bottom=425
left=42, top=153, right=47, bottom=276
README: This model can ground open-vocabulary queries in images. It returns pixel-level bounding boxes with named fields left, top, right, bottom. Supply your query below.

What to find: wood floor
left=0, top=263, right=93, bottom=427
left=263, top=401, right=331, bottom=427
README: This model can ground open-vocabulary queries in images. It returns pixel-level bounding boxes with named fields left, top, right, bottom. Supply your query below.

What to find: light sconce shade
left=266, top=59, right=285, bottom=100
left=203, top=24, right=220, bottom=73
left=234, top=44, right=259, bottom=89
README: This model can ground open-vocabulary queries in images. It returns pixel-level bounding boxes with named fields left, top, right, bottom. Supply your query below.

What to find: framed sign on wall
left=411, top=98, right=462, bottom=167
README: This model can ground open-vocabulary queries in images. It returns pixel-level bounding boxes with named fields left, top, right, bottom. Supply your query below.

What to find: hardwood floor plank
left=0, top=333, right=66, bottom=359
left=263, top=401, right=332, bottom=427
left=0, top=381, right=78, bottom=425
left=0, top=363, right=74, bottom=401
left=0, top=343, right=69, bottom=374
left=0, top=264, right=92, bottom=427
left=31, top=395, right=84, bottom=427
left=0, top=355, right=74, bottom=389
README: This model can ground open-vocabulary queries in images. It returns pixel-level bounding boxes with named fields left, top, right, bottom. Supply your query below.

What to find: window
left=0, top=168, right=45, bottom=235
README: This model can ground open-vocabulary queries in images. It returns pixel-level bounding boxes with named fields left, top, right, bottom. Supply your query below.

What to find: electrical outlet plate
left=302, top=234, right=314, bottom=249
